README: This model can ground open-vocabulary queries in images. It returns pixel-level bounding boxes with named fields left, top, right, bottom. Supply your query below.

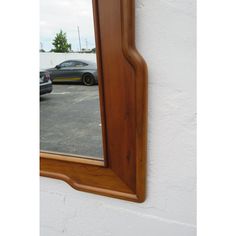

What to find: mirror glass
left=40, top=0, right=103, bottom=160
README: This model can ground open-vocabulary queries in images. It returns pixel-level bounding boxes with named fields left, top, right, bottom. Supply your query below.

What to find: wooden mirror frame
left=40, top=0, right=147, bottom=203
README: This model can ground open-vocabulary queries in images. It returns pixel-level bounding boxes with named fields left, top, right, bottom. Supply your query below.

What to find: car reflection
left=40, top=71, right=53, bottom=95
left=45, top=60, right=98, bottom=86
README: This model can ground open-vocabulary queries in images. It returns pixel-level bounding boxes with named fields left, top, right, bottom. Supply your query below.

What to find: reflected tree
left=52, top=30, right=71, bottom=53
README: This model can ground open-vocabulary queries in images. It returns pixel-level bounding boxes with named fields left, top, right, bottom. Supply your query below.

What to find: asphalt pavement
left=40, top=84, right=103, bottom=159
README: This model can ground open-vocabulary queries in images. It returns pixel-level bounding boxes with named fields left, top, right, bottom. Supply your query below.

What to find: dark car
left=40, top=71, right=53, bottom=95
left=46, top=60, right=98, bottom=86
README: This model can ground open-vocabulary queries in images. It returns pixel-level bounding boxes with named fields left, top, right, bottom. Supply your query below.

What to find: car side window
left=60, top=61, right=74, bottom=68
left=75, top=62, right=87, bottom=67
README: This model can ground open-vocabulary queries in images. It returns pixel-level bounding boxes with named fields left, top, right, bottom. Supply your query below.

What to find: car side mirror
left=55, top=65, right=61, bottom=69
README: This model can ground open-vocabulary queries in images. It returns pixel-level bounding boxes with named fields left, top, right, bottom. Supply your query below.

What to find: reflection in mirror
left=40, top=0, right=103, bottom=160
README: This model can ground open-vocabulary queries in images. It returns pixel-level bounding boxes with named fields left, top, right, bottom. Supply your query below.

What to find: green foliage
left=52, top=30, right=71, bottom=53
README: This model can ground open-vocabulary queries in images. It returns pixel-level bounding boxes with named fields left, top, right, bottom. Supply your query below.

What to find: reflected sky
left=40, top=0, right=95, bottom=52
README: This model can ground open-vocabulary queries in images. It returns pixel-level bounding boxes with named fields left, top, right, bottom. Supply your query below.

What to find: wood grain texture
left=40, top=0, right=148, bottom=203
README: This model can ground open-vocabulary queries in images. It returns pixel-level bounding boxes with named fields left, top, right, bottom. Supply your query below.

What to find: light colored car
left=40, top=71, right=53, bottom=95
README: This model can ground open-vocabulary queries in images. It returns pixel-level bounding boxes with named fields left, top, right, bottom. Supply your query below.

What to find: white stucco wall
left=41, top=0, right=196, bottom=235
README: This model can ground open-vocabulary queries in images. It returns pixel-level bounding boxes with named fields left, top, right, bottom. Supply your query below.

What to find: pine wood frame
left=40, top=0, right=147, bottom=202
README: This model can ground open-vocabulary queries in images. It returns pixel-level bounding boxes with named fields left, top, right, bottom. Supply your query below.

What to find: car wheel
left=82, top=73, right=95, bottom=86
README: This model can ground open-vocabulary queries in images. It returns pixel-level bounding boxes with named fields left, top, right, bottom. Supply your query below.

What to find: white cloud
left=40, top=0, right=95, bottom=51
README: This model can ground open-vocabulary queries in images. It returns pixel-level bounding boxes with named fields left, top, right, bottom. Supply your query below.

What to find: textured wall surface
left=41, top=0, right=196, bottom=235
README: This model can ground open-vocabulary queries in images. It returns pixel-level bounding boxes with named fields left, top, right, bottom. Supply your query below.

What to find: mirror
left=40, top=0, right=103, bottom=160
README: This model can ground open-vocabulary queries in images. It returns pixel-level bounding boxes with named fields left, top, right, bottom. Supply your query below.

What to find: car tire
left=82, top=73, right=95, bottom=86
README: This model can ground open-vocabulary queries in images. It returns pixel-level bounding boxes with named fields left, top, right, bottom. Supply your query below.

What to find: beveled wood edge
left=40, top=155, right=144, bottom=202
left=40, top=152, right=104, bottom=166
left=40, top=169, right=140, bottom=202
left=40, top=155, right=143, bottom=202
left=92, top=0, right=109, bottom=167
left=120, top=0, right=148, bottom=202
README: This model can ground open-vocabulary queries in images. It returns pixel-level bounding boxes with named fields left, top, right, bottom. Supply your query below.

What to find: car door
left=66, top=61, right=86, bottom=82
left=53, top=61, right=76, bottom=82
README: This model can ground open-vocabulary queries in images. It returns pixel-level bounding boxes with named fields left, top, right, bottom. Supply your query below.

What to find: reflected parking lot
left=40, top=85, right=103, bottom=159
